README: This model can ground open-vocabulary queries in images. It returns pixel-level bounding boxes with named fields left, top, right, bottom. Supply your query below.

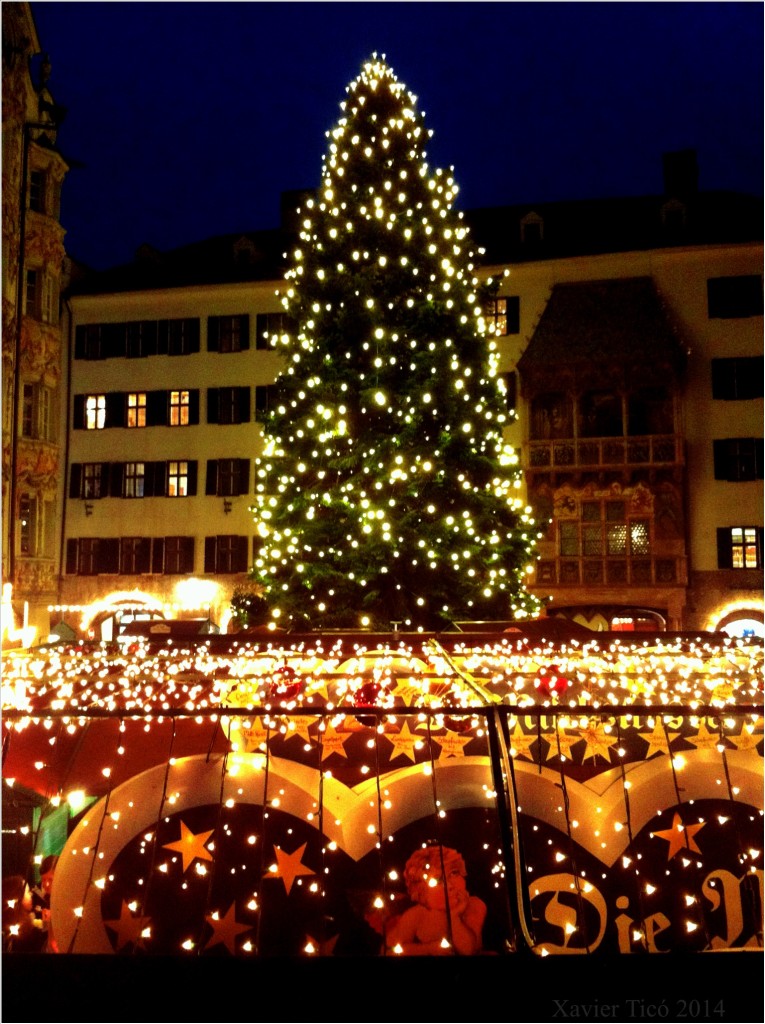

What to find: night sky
left=30, top=1, right=763, bottom=271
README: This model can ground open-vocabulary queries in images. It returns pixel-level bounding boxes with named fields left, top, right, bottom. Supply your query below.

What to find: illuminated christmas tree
left=253, top=55, right=541, bottom=630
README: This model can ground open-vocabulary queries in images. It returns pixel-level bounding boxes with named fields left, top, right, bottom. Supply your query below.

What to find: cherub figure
left=386, top=844, right=486, bottom=955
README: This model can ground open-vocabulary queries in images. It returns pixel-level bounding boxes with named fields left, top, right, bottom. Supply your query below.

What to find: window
left=127, top=393, right=147, bottom=428
left=708, top=276, right=763, bottom=319
left=24, top=268, right=57, bottom=323
left=206, top=459, right=250, bottom=497
left=21, top=383, right=54, bottom=441
left=168, top=461, right=189, bottom=497
left=556, top=499, right=653, bottom=584
left=120, top=537, right=151, bottom=574
left=126, top=320, right=159, bottom=358
left=256, top=312, right=291, bottom=350
left=161, top=318, right=200, bottom=356
left=712, top=357, right=764, bottom=400
left=713, top=438, right=764, bottom=482
left=85, top=395, right=106, bottom=430
left=717, top=527, right=763, bottom=569
left=204, top=535, right=249, bottom=573
left=208, top=387, right=250, bottom=425
left=160, top=536, right=195, bottom=574
left=18, top=494, right=38, bottom=556
left=29, top=170, right=45, bottom=212
left=124, top=463, right=145, bottom=498
left=579, top=390, right=623, bottom=438
left=255, top=385, right=276, bottom=422
left=83, top=464, right=102, bottom=499
left=167, top=390, right=189, bottom=426
left=66, top=538, right=119, bottom=575
left=520, top=212, right=544, bottom=245
left=484, top=297, right=520, bottom=336
left=208, top=314, right=250, bottom=352
left=75, top=325, right=105, bottom=360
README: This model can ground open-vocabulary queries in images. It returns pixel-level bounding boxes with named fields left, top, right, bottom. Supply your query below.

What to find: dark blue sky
left=31, top=2, right=764, bottom=271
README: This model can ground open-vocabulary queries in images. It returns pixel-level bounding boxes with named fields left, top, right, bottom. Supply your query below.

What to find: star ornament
left=205, top=903, right=253, bottom=954
left=104, top=900, right=152, bottom=951
left=162, top=820, right=214, bottom=873
left=270, top=842, right=316, bottom=895
left=639, top=720, right=680, bottom=758
left=387, top=721, right=422, bottom=762
left=436, top=729, right=473, bottom=759
left=319, top=722, right=352, bottom=760
left=578, top=721, right=618, bottom=763
left=653, top=812, right=705, bottom=860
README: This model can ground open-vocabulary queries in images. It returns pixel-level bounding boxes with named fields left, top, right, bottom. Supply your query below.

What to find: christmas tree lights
left=253, top=55, right=541, bottom=630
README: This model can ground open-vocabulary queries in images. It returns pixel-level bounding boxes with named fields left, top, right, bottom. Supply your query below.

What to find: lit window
left=170, top=391, right=190, bottom=426
left=484, top=296, right=520, bottom=336
left=719, top=527, right=762, bottom=569
left=168, top=461, right=189, bottom=497
left=86, top=395, right=106, bottom=430
left=127, top=393, right=147, bottom=428
left=124, top=463, right=145, bottom=498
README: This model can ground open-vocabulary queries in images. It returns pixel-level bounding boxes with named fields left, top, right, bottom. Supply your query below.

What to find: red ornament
left=353, top=681, right=382, bottom=707
left=534, top=665, right=570, bottom=697
left=267, top=665, right=303, bottom=701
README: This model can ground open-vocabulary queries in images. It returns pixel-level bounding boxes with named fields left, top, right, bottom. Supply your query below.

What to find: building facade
left=55, top=159, right=763, bottom=639
left=2, top=3, right=68, bottom=641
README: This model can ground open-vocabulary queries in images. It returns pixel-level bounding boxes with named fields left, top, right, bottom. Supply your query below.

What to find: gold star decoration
left=162, top=820, right=214, bottom=873
left=728, top=721, right=764, bottom=751
left=544, top=728, right=580, bottom=762
left=639, top=719, right=680, bottom=758
left=270, top=842, right=316, bottom=895
left=283, top=715, right=318, bottom=744
left=240, top=721, right=270, bottom=753
left=103, top=901, right=152, bottom=951
left=204, top=903, right=253, bottom=954
left=435, top=729, right=473, bottom=759
left=653, top=812, right=705, bottom=860
left=686, top=720, right=721, bottom=751
left=578, top=721, right=618, bottom=763
left=319, top=722, right=352, bottom=760
left=507, top=722, right=537, bottom=761
left=387, top=721, right=422, bottom=762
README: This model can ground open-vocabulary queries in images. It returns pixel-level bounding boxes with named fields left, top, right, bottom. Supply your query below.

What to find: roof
left=517, top=277, right=687, bottom=392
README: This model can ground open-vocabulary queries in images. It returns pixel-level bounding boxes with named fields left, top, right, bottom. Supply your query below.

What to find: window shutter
left=187, top=461, right=198, bottom=496
left=236, top=459, right=250, bottom=495
left=136, top=538, right=152, bottom=574
left=109, top=462, right=125, bottom=497
left=65, top=539, right=79, bottom=574
left=205, top=460, right=218, bottom=495
left=181, top=536, right=195, bottom=573
left=713, top=440, right=728, bottom=481
left=151, top=537, right=165, bottom=574
left=234, top=535, right=249, bottom=572
left=156, top=320, right=169, bottom=355
left=146, top=390, right=167, bottom=426
left=105, top=392, right=125, bottom=428
left=188, top=319, right=200, bottom=354
left=237, top=387, right=251, bottom=423
left=207, top=317, right=220, bottom=352
left=69, top=464, right=82, bottom=499
left=73, top=394, right=86, bottom=429
left=716, top=528, right=733, bottom=569
left=98, top=538, right=120, bottom=574
left=207, top=388, right=220, bottom=424
left=240, top=314, right=250, bottom=350
left=188, top=389, right=200, bottom=425
left=204, top=537, right=216, bottom=573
